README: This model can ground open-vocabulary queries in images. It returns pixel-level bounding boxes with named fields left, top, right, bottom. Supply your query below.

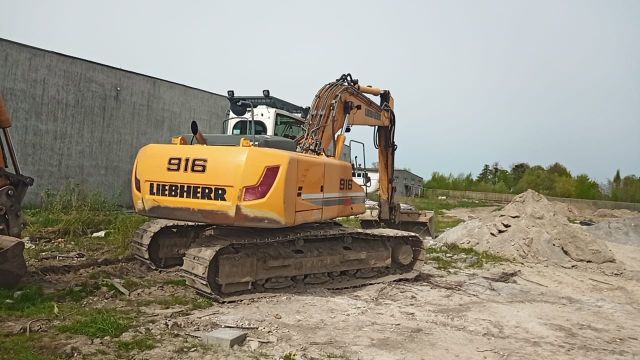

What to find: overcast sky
left=1, top=0, right=638, bottom=182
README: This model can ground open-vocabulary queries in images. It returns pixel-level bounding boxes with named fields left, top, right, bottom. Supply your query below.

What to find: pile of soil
left=593, top=208, right=640, bottom=219
left=583, top=217, right=640, bottom=246
left=438, top=190, right=615, bottom=266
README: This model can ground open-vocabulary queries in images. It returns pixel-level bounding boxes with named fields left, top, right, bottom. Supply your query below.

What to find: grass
left=134, top=294, right=213, bottom=311
left=397, top=195, right=494, bottom=214
left=23, top=185, right=147, bottom=257
left=425, top=243, right=510, bottom=270
left=116, top=335, right=156, bottom=353
left=335, top=217, right=361, bottom=228
left=161, top=278, right=188, bottom=287
left=322, top=352, right=352, bottom=359
left=433, top=215, right=464, bottom=236
left=58, top=309, right=130, bottom=338
left=280, top=352, right=297, bottom=360
left=0, top=283, right=99, bottom=319
left=0, top=334, right=64, bottom=360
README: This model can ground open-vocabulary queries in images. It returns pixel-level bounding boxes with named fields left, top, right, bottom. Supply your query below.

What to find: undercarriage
left=133, top=220, right=424, bottom=301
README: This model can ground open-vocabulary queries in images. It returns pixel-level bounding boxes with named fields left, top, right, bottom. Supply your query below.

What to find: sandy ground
left=9, top=203, right=640, bottom=360
left=10, top=236, right=637, bottom=360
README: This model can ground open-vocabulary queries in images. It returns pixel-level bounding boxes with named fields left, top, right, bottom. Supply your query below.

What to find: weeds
left=335, top=217, right=361, bottom=228
left=0, top=334, right=63, bottom=360
left=322, top=352, right=352, bottom=359
left=161, top=278, right=188, bottom=287
left=58, top=309, right=130, bottom=338
left=135, top=294, right=213, bottom=311
left=116, top=335, right=156, bottom=353
left=0, top=286, right=53, bottom=319
left=425, top=243, right=509, bottom=270
left=0, top=283, right=100, bottom=319
left=433, top=215, right=463, bottom=235
left=397, top=195, right=494, bottom=213
left=24, top=185, right=147, bottom=257
left=280, top=352, right=297, bottom=360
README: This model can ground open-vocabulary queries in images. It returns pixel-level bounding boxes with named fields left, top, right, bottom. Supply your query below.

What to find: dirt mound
left=593, top=208, right=640, bottom=219
left=438, top=190, right=615, bottom=266
left=583, top=217, right=640, bottom=246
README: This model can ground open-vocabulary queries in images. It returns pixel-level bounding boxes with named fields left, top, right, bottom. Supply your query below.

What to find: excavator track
left=134, top=221, right=424, bottom=302
left=132, top=219, right=208, bottom=269
left=183, top=223, right=423, bottom=301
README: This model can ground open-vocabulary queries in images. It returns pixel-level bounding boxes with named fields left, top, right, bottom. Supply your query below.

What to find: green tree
left=477, top=164, right=491, bottom=183
left=552, top=176, right=575, bottom=198
left=510, top=163, right=530, bottom=186
left=574, top=174, right=601, bottom=200
left=547, top=162, right=572, bottom=178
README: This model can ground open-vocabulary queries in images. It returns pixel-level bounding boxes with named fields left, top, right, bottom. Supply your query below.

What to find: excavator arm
left=298, top=74, right=399, bottom=221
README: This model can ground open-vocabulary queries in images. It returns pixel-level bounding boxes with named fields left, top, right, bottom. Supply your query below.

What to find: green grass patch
left=161, top=278, right=188, bottom=287
left=58, top=309, right=130, bottom=338
left=24, top=185, right=147, bottom=257
left=335, top=217, right=361, bottom=228
left=116, top=335, right=156, bottom=353
left=433, top=215, right=464, bottom=235
left=425, top=243, right=509, bottom=270
left=398, top=195, right=494, bottom=213
left=0, top=334, right=64, bottom=360
left=322, top=352, right=352, bottom=359
left=135, top=294, right=213, bottom=311
left=0, top=286, right=54, bottom=319
left=280, top=352, right=297, bottom=360
left=0, top=283, right=100, bottom=320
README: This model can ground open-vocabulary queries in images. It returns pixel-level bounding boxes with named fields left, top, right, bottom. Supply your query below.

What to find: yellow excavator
left=131, top=74, right=431, bottom=300
left=0, top=96, right=34, bottom=287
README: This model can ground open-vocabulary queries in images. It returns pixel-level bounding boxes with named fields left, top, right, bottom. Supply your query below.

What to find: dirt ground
left=5, top=205, right=640, bottom=360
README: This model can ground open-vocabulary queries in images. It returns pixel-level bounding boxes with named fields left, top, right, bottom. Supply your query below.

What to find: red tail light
left=134, top=166, right=141, bottom=192
left=243, top=166, right=280, bottom=201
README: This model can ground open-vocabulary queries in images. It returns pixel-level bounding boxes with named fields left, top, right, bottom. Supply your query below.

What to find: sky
left=1, top=0, right=639, bottom=182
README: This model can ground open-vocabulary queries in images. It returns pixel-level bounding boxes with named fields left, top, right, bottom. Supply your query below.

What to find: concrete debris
left=105, top=279, right=130, bottom=296
left=202, top=328, right=247, bottom=348
left=91, top=230, right=109, bottom=237
left=438, top=190, right=616, bottom=266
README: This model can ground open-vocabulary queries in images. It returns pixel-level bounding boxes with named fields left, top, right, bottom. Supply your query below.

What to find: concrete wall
left=424, top=189, right=640, bottom=211
left=0, top=38, right=228, bottom=205
left=394, top=169, right=423, bottom=197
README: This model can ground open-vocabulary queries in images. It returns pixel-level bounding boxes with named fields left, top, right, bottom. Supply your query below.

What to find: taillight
left=134, top=166, right=141, bottom=192
left=243, top=166, right=280, bottom=201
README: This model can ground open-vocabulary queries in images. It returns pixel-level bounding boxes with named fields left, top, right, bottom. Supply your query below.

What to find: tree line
left=424, top=162, right=640, bottom=203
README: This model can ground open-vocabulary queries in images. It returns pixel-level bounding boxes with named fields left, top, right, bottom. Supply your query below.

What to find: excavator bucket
left=0, top=236, right=27, bottom=288
left=359, top=209, right=435, bottom=239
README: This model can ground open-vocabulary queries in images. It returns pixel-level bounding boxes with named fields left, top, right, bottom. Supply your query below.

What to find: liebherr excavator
left=131, top=74, right=430, bottom=300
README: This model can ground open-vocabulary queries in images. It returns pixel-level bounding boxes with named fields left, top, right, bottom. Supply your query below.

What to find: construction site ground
left=1, top=201, right=639, bottom=359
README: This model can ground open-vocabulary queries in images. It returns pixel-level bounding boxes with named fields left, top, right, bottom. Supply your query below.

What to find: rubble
left=201, top=328, right=248, bottom=348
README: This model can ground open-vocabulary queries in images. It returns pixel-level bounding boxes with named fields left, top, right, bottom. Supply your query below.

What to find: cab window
left=274, top=114, right=304, bottom=139
left=231, top=120, right=267, bottom=135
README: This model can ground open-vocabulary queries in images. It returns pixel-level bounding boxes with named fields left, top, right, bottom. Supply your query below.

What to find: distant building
left=394, top=169, right=423, bottom=197
left=353, top=168, right=423, bottom=197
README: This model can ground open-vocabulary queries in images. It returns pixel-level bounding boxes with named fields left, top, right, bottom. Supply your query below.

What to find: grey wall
left=0, top=38, right=228, bottom=205
left=394, top=169, right=424, bottom=197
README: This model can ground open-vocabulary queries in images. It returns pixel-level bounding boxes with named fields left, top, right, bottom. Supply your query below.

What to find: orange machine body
left=132, top=140, right=365, bottom=228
